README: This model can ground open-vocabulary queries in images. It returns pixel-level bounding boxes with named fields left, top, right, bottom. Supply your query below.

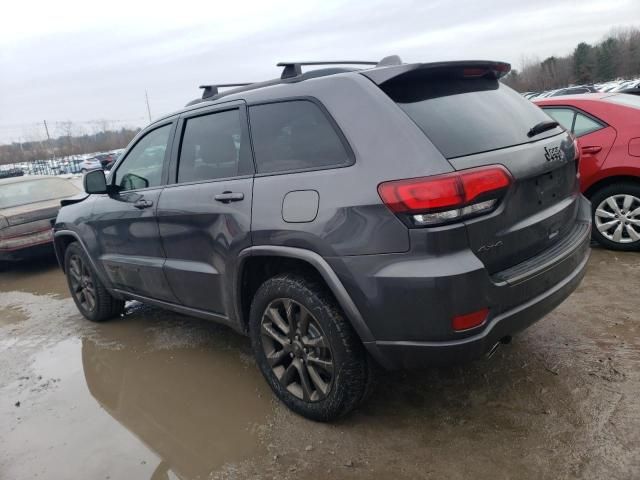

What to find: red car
left=535, top=93, right=640, bottom=250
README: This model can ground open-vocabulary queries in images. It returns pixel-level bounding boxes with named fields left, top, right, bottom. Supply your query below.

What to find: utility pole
left=43, top=120, right=52, bottom=160
left=43, top=120, right=51, bottom=140
left=145, top=90, right=152, bottom=123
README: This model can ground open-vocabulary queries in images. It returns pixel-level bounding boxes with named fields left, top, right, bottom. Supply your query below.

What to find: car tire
left=590, top=183, right=640, bottom=251
left=249, top=274, right=372, bottom=422
left=64, top=242, right=125, bottom=322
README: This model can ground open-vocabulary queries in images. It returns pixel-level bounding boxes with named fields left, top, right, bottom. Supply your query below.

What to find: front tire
left=249, top=274, right=371, bottom=421
left=64, top=242, right=124, bottom=322
left=590, top=182, right=640, bottom=251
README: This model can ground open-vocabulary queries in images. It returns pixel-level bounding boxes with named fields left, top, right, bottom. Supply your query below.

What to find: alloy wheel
left=594, top=194, right=640, bottom=244
left=260, top=298, right=334, bottom=402
left=68, top=254, right=97, bottom=312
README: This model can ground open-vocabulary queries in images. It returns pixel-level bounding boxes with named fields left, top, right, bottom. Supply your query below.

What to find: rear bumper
left=365, top=248, right=589, bottom=368
left=0, top=240, right=55, bottom=261
left=0, top=228, right=55, bottom=261
left=327, top=196, right=592, bottom=370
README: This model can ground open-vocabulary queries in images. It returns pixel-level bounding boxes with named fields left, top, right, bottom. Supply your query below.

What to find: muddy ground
left=0, top=248, right=638, bottom=480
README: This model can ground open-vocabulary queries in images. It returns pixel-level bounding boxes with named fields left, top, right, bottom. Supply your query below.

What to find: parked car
left=54, top=58, right=590, bottom=421
left=549, top=85, right=599, bottom=97
left=621, top=87, right=640, bottom=96
left=0, top=168, right=25, bottom=179
left=535, top=93, right=640, bottom=250
left=91, top=153, right=116, bottom=170
left=79, top=157, right=102, bottom=173
left=0, top=176, right=81, bottom=262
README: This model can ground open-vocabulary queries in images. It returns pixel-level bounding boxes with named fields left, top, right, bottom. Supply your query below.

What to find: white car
left=79, top=157, right=102, bottom=173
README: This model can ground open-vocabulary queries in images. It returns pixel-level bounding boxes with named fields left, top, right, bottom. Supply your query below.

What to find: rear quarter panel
left=249, top=74, right=455, bottom=256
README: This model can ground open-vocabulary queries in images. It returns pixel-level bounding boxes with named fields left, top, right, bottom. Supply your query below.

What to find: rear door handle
left=581, top=145, right=602, bottom=154
left=134, top=199, right=154, bottom=209
left=214, top=192, right=244, bottom=203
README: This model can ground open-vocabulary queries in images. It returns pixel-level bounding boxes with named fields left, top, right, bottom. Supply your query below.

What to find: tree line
left=0, top=126, right=140, bottom=165
left=503, top=27, right=640, bottom=92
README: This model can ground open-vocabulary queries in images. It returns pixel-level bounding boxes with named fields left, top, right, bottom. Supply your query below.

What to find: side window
left=249, top=100, right=352, bottom=174
left=543, top=108, right=575, bottom=132
left=115, top=124, right=172, bottom=191
left=573, top=112, right=603, bottom=137
left=177, top=108, right=251, bottom=183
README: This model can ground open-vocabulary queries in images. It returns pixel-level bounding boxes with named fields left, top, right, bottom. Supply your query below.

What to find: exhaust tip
left=486, top=336, right=513, bottom=359
left=486, top=342, right=501, bottom=359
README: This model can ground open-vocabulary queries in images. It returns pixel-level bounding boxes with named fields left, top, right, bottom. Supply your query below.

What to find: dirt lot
left=0, top=247, right=638, bottom=480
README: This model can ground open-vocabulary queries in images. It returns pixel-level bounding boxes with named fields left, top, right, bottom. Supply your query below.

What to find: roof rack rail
left=186, top=55, right=405, bottom=106
left=277, top=61, right=378, bottom=79
left=199, top=83, right=253, bottom=99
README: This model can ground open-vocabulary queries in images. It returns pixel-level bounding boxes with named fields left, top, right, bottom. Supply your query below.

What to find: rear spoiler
left=361, top=60, right=511, bottom=85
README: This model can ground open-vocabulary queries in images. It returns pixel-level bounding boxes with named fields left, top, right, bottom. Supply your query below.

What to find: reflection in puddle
left=1, top=311, right=274, bottom=480
left=81, top=324, right=273, bottom=479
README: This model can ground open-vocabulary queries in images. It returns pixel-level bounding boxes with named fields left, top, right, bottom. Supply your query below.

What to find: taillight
left=378, top=165, right=512, bottom=227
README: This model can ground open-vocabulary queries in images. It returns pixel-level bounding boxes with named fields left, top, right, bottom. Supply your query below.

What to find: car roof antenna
left=377, top=55, right=402, bottom=67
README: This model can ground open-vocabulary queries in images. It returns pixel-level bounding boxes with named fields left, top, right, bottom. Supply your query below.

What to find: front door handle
left=134, top=199, right=154, bottom=209
left=581, top=145, right=602, bottom=154
left=214, top=191, right=245, bottom=203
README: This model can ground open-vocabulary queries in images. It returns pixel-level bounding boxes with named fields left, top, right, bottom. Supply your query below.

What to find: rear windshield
left=382, top=72, right=560, bottom=159
left=604, top=93, right=640, bottom=109
left=0, top=178, right=79, bottom=209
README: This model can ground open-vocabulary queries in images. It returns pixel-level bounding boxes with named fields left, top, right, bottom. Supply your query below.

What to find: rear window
left=0, top=178, right=79, bottom=209
left=605, top=93, right=640, bottom=109
left=249, top=100, right=352, bottom=174
left=382, top=72, right=560, bottom=159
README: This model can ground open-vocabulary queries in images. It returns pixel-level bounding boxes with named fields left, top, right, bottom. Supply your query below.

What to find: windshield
left=0, top=178, right=79, bottom=209
left=382, top=72, right=561, bottom=159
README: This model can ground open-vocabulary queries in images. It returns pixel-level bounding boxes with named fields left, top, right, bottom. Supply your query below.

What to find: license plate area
left=534, top=169, right=565, bottom=206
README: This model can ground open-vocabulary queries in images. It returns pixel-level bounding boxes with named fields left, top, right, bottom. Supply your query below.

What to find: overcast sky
left=1, top=0, right=638, bottom=144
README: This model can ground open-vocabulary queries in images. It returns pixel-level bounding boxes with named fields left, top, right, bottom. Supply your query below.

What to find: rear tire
left=249, top=274, right=372, bottom=421
left=590, top=182, right=640, bottom=251
left=64, top=242, right=124, bottom=322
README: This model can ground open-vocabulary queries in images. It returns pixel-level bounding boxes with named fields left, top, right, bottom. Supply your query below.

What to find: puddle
left=0, top=305, right=27, bottom=326
left=2, top=245, right=639, bottom=480
left=0, top=255, right=70, bottom=298
left=0, top=310, right=274, bottom=480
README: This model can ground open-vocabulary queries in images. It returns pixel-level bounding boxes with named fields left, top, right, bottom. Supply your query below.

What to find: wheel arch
left=235, top=246, right=375, bottom=345
left=53, top=231, right=80, bottom=272
left=584, top=174, right=640, bottom=199
left=53, top=230, right=104, bottom=283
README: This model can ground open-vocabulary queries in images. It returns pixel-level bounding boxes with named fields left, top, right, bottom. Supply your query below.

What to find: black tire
left=249, top=274, right=372, bottom=422
left=590, top=182, right=640, bottom=251
left=64, top=242, right=124, bottom=322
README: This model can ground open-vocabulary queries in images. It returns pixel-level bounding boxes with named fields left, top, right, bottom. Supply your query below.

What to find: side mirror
left=84, top=169, right=108, bottom=194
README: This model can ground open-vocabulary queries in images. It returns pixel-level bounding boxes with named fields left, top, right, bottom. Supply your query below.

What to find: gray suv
left=54, top=57, right=591, bottom=421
